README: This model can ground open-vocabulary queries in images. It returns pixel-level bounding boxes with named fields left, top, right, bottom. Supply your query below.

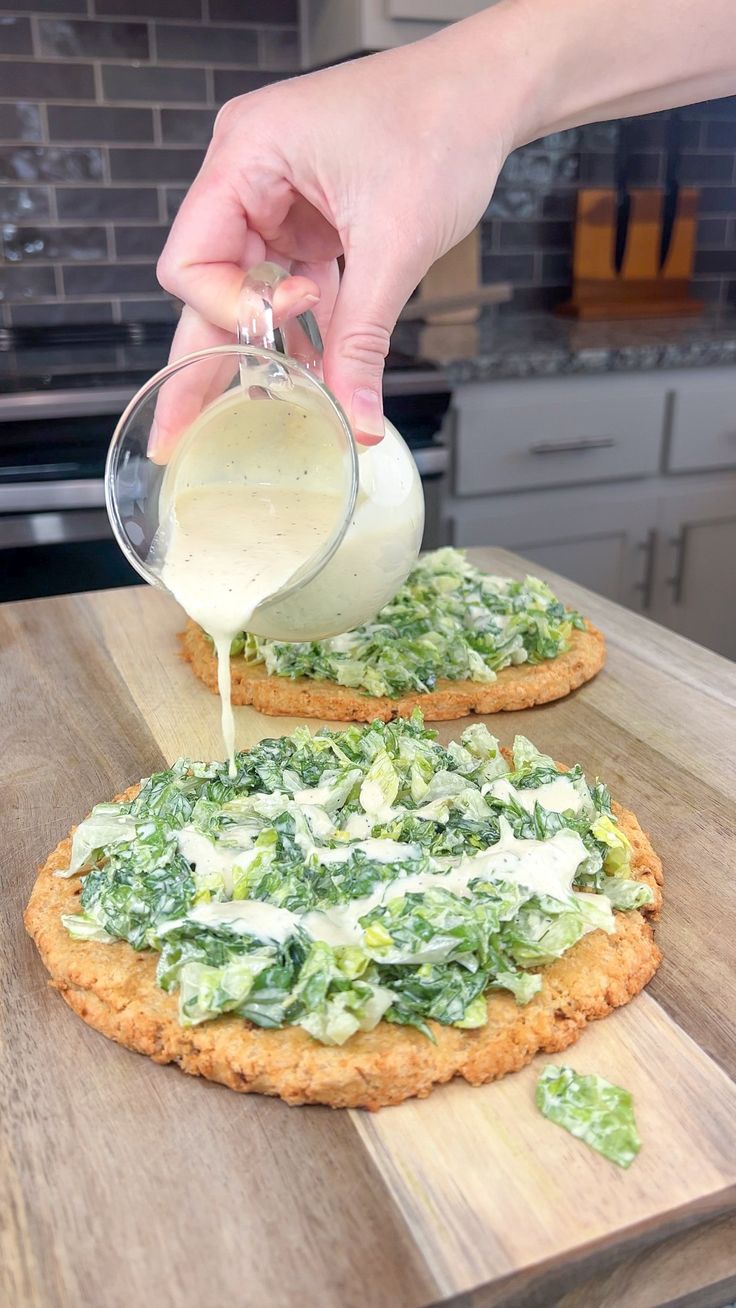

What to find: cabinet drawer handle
left=667, top=531, right=687, bottom=604
left=528, top=436, right=616, bottom=455
left=633, top=530, right=656, bottom=611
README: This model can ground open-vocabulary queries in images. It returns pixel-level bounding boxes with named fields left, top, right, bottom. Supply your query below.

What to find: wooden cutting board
left=2, top=547, right=736, bottom=1308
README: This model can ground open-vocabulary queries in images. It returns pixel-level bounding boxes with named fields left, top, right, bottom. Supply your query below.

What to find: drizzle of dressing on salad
left=485, top=774, right=583, bottom=815
left=173, top=823, right=599, bottom=951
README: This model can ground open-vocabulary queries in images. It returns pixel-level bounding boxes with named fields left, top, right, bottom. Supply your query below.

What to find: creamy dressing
left=187, top=897, right=298, bottom=944
left=159, top=481, right=342, bottom=775
left=177, top=824, right=259, bottom=896
left=151, top=387, right=423, bottom=772
left=485, top=775, right=582, bottom=815
left=301, top=825, right=589, bottom=946
left=175, top=823, right=593, bottom=951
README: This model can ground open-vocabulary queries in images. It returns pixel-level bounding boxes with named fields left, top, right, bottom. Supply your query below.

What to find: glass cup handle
left=237, top=261, right=324, bottom=376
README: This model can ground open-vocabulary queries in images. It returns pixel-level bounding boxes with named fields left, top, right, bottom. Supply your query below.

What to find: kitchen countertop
left=393, top=309, right=736, bottom=385
left=3, top=312, right=736, bottom=411
left=2, top=550, right=736, bottom=1308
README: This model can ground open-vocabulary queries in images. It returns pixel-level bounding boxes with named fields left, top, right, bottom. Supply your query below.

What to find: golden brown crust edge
left=179, top=619, right=606, bottom=722
left=24, top=784, right=662, bottom=1111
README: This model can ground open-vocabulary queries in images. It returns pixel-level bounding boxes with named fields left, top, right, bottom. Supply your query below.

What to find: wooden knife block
left=558, top=187, right=703, bottom=320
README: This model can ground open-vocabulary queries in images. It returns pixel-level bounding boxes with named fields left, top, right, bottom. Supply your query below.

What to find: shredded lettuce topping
left=225, top=548, right=586, bottom=698
left=536, top=1065, right=641, bottom=1167
left=61, top=713, right=651, bottom=1047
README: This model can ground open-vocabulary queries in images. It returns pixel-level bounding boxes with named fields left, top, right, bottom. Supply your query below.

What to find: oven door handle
left=0, top=509, right=112, bottom=548
left=0, top=479, right=106, bottom=513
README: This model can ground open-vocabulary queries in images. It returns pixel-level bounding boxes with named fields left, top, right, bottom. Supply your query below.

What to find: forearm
left=448, top=0, right=736, bottom=149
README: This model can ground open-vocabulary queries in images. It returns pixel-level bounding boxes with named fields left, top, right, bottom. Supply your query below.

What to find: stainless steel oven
left=0, top=347, right=451, bottom=602
left=0, top=389, right=141, bottom=601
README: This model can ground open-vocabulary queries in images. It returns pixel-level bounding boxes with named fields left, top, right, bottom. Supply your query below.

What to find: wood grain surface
left=2, top=548, right=735, bottom=1308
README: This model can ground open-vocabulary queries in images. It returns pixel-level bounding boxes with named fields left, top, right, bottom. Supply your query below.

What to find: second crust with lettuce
left=180, top=548, right=606, bottom=721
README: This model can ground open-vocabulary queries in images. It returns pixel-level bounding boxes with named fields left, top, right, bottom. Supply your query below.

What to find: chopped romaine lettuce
left=219, top=549, right=585, bottom=698
left=536, top=1064, right=641, bottom=1167
left=60, top=713, right=651, bottom=1048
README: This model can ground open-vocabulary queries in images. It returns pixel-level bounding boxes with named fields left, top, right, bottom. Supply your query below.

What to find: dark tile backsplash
left=56, top=186, right=159, bottom=221
left=0, top=3, right=735, bottom=325
left=36, top=18, right=150, bottom=60
left=47, top=105, right=155, bottom=143
left=61, top=262, right=160, bottom=295
left=155, top=23, right=258, bottom=65
left=113, top=224, right=166, bottom=259
left=212, top=69, right=281, bottom=101
left=0, top=103, right=42, bottom=142
left=0, top=61, right=96, bottom=101
left=108, top=147, right=204, bottom=182
left=3, top=224, right=107, bottom=261
left=0, top=186, right=50, bottom=222
left=160, top=108, right=217, bottom=146
left=484, top=101, right=736, bottom=313
left=0, top=1, right=297, bottom=320
left=0, top=146, right=104, bottom=183
left=1, top=15, right=33, bottom=53
left=99, top=63, right=208, bottom=103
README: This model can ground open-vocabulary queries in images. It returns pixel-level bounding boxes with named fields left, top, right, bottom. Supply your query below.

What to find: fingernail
left=351, top=388, right=385, bottom=444
left=147, top=418, right=160, bottom=459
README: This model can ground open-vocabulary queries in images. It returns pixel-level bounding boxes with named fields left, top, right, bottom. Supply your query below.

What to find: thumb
left=322, top=240, right=422, bottom=445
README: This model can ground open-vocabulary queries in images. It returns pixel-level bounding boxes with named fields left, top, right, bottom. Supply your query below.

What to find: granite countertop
left=3, top=311, right=736, bottom=403
left=392, top=309, right=736, bottom=385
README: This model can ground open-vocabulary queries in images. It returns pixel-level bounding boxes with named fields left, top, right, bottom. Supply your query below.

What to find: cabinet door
left=449, top=486, right=657, bottom=609
left=452, top=375, right=666, bottom=497
left=652, top=484, right=736, bottom=659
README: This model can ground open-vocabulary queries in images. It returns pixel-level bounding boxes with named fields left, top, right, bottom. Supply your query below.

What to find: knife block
left=557, top=187, right=703, bottom=320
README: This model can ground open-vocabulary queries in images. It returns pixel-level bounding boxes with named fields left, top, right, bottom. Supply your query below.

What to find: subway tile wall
left=1, top=2, right=735, bottom=325
left=483, top=103, right=736, bottom=314
left=0, top=0, right=298, bottom=325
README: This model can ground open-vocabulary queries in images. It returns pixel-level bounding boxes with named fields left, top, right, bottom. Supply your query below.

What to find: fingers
left=148, top=307, right=236, bottom=464
left=149, top=280, right=327, bottom=464
left=322, top=235, right=421, bottom=444
left=291, top=258, right=340, bottom=338
left=157, top=161, right=271, bottom=330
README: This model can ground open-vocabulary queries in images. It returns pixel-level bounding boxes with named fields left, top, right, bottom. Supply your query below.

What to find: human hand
left=154, top=15, right=521, bottom=458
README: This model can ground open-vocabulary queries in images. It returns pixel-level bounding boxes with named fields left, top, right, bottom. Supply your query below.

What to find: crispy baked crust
left=179, top=619, right=606, bottom=722
left=25, top=779, right=662, bottom=1110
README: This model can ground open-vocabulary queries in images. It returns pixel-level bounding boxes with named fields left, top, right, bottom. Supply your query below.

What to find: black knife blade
left=659, top=109, right=681, bottom=271
left=613, top=119, right=634, bottom=274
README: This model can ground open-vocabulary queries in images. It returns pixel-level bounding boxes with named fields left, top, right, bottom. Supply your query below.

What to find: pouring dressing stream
left=154, top=390, right=353, bottom=775
left=105, top=263, right=424, bottom=772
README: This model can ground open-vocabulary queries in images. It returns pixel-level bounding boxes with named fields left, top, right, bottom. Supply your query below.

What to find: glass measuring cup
left=105, top=262, right=424, bottom=642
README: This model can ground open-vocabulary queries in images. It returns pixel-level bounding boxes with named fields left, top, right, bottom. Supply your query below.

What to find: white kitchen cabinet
left=301, top=0, right=493, bottom=66
left=666, top=371, right=736, bottom=473
left=651, top=483, right=736, bottom=660
left=452, top=375, right=666, bottom=496
left=443, top=368, right=736, bottom=659
left=449, top=484, right=656, bottom=609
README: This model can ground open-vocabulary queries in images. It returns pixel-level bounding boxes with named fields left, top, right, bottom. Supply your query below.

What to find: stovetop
left=0, top=322, right=438, bottom=396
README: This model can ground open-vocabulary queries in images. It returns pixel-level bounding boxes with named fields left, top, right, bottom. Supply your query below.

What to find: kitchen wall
left=1, top=2, right=736, bottom=326
left=482, top=102, right=736, bottom=315
left=0, top=0, right=298, bottom=326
